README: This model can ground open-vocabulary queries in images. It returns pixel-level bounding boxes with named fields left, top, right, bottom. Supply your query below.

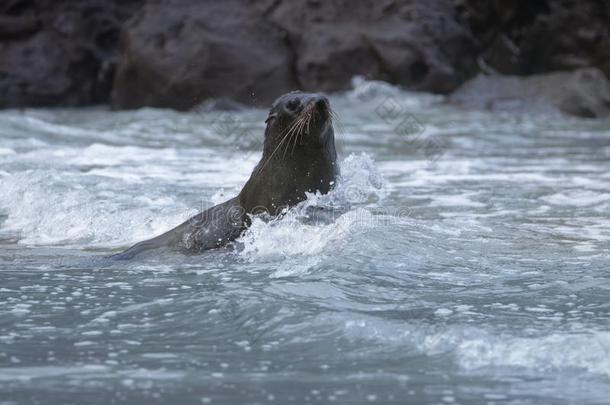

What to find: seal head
left=240, top=91, right=338, bottom=215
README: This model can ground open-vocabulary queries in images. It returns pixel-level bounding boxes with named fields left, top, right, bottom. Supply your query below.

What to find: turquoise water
left=1, top=81, right=610, bottom=404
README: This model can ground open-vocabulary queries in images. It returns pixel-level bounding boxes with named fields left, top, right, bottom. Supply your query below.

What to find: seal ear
left=265, top=113, right=277, bottom=124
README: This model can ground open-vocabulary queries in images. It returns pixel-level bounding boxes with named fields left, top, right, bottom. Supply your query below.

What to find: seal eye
left=265, top=113, right=277, bottom=124
left=286, top=98, right=301, bottom=112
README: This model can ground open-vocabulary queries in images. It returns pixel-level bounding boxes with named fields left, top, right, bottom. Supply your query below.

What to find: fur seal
left=112, top=91, right=338, bottom=259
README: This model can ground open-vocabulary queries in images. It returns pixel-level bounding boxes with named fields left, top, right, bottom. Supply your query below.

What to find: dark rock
left=455, top=0, right=610, bottom=78
left=1, top=0, right=609, bottom=112
left=267, top=0, right=478, bottom=95
left=111, top=0, right=478, bottom=110
left=0, top=14, right=39, bottom=39
left=449, top=68, right=610, bottom=118
left=0, top=0, right=142, bottom=108
left=111, top=0, right=296, bottom=110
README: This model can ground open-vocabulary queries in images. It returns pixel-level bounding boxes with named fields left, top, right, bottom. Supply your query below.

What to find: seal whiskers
left=258, top=114, right=304, bottom=173
left=285, top=113, right=308, bottom=158
left=282, top=116, right=305, bottom=158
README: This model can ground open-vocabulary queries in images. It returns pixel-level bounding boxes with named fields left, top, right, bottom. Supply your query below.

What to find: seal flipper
left=110, top=197, right=245, bottom=260
left=109, top=239, right=165, bottom=260
left=180, top=197, right=245, bottom=252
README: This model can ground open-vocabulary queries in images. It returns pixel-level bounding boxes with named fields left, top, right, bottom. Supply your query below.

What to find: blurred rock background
left=1, top=0, right=609, bottom=116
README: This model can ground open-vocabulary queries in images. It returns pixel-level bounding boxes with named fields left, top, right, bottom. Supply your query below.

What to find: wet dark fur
left=111, top=91, right=338, bottom=260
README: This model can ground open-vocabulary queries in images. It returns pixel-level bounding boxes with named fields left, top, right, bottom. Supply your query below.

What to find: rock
left=0, top=0, right=142, bottom=109
left=455, top=0, right=610, bottom=78
left=112, top=0, right=478, bottom=110
left=0, top=14, right=39, bottom=38
left=111, top=0, right=296, bottom=110
left=449, top=68, right=610, bottom=118
left=266, top=0, right=478, bottom=94
left=2, top=0, right=609, bottom=112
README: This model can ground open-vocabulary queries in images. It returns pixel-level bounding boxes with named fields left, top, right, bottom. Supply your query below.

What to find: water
left=1, top=80, right=610, bottom=404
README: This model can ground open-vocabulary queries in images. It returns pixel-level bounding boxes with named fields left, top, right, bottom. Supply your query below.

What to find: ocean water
left=1, top=80, right=610, bottom=404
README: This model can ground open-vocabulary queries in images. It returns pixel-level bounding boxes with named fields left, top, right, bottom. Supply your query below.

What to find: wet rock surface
left=0, top=0, right=142, bottom=108
left=111, top=0, right=295, bottom=110
left=449, top=68, right=610, bottom=118
left=1, top=0, right=608, bottom=114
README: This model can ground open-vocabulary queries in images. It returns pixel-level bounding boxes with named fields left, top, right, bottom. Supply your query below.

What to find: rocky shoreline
left=1, top=0, right=609, bottom=117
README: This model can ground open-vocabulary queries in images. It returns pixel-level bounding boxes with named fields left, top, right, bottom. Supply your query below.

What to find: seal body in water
left=112, top=91, right=338, bottom=259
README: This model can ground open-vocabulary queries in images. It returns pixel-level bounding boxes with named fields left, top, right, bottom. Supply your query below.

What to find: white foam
left=0, top=131, right=265, bottom=247
left=237, top=154, right=387, bottom=272
left=0, top=365, right=110, bottom=381
left=0, top=170, right=194, bottom=247
left=428, top=192, right=486, bottom=208
left=337, top=314, right=610, bottom=378
left=456, top=331, right=610, bottom=378
left=542, top=190, right=610, bottom=207
left=67, top=143, right=178, bottom=166
left=344, top=76, right=442, bottom=108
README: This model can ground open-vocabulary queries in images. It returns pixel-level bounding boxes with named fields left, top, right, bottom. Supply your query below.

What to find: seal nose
left=313, top=95, right=329, bottom=110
